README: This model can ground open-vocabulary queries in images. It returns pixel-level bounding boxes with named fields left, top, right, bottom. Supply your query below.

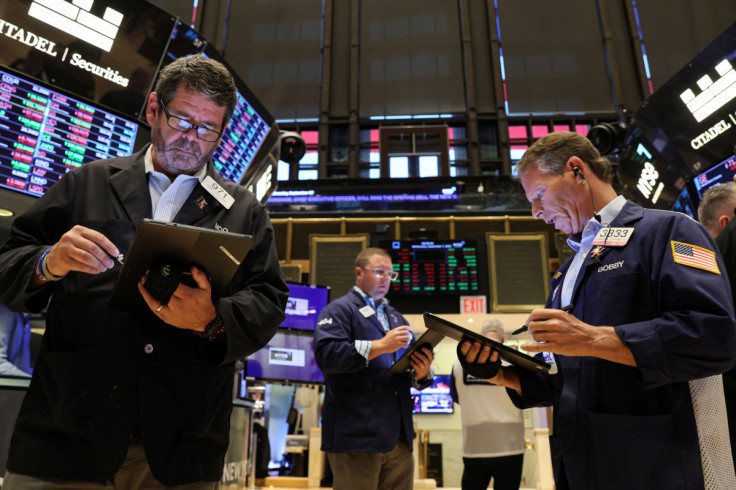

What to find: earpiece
left=573, top=166, right=581, bottom=177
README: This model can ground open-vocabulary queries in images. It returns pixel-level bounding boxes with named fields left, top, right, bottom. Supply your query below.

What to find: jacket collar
left=109, top=144, right=228, bottom=227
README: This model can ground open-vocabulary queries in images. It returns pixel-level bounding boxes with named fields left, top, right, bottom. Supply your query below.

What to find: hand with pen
left=514, top=304, right=635, bottom=365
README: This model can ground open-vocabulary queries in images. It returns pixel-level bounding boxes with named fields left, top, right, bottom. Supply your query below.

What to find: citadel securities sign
left=0, top=0, right=180, bottom=106
left=0, top=17, right=129, bottom=88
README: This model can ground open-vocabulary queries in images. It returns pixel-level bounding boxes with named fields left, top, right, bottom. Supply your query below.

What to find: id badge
left=592, top=227, right=634, bottom=247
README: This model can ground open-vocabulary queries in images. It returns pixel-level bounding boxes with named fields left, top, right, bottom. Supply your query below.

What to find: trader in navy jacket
left=314, top=247, right=434, bottom=490
left=459, top=131, right=736, bottom=489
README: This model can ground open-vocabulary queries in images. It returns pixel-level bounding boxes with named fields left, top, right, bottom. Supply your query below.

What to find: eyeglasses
left=361, top=267, right=399, bottom=281
left=159, top=100, right=222, bottom=142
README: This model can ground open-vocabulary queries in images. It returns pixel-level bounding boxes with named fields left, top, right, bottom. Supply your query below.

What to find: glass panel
left=508, top=125, right=528, bottom=140
left=389, top=156, right=410, bottom=178
left=418, top=155, right=439, bottom=177
left=360, top=0, right=465, bottom=117
left=277, top=161, right=290, bottom=181
left=479, top=124, right=499, bottom=159
left=531, top=125, right=549, bottom=138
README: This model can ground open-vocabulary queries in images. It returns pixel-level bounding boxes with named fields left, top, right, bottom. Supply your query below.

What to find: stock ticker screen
left=210, top=90, right=271, bottom=183
left=0, top=67, right=138, bottom=198
left=382, top=239, right=481, bottom=295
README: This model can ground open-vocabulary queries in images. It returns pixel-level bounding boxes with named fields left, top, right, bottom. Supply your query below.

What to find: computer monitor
left=280, top=283, right=331, bottom=332
left=244, top=330, right=324, bottom=385
left=692, top=154, right=736, bottom=200
left=411, top=374, right=454, bottom=414
left=0, top=65, right=141, bottom=199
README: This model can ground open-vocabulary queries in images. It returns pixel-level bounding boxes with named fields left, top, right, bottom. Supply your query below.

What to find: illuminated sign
left=634, top=144, right=664, bottom=204
left=680, top=59, right=736, bottom=122
left=28, top=0, right=123, bottom=52
left=690, top=118, right=733, bottom=149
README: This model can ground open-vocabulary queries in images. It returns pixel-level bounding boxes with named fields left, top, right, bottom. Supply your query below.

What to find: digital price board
left=211, top=90, right=271, bottom=183
left=693, top=154, right=736, bottom=199
left=382, top=239, right=481, bottom=294
left=0, top=67, right=139, bottom=198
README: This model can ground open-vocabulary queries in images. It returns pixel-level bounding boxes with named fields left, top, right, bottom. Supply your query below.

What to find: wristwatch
left=194, top=312, right=226, bottom=340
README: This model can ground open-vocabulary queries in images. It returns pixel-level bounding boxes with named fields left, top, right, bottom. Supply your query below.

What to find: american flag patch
left=671, top=241, right=720, bottom=274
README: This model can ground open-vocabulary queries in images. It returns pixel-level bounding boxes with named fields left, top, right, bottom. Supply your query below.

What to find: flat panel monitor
left=0, top=0, right=175, bottom=119
left=618, top=21, right=736, bottom=209
left=693, top=154, right=736, bottom=199
left=411, top=374, right=453, bottom=414
left=381, top=239, right=482, bottom=295
left=280, top=282, right=331, bottom=332
left=0, top=65, right=140, bottom=198
left=245, top=330, right=324, bottom=385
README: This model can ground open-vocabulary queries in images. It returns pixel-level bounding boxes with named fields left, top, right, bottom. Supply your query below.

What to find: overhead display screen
left=693, top=154, right=736, bottom=199
left=210, top=90, right=271, bottom=183
left=0, top=0, right=175, bottom=118
left=618, top=21, right=736, bottom=209
left=0, top=66, right=138, bottom=197
left=381, top=239, right=481, bottom=295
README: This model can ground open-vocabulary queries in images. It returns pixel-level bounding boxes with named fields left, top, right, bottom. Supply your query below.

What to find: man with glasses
left=314, top=247, right=434, bottom=490
left=0, top=55, right=288, bottom=488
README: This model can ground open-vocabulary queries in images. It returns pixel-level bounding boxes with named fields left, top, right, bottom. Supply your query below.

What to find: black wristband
left=456, top=337, right=501, bottom=379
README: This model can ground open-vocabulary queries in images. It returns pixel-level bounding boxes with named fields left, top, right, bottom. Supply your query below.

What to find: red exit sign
left=461, top=296, right=486, bottom=314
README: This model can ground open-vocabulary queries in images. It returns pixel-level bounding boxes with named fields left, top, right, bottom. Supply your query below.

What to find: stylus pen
left=512, top=303, right=574, bottom=335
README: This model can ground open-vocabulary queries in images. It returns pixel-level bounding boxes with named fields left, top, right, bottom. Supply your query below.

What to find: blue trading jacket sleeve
left=313, top=301, right=369, bottom=374
left=613, top=214, right=736, bottom=388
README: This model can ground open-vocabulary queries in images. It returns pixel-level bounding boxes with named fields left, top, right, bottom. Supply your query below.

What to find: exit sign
left=460, top=295, right=486, bottom=314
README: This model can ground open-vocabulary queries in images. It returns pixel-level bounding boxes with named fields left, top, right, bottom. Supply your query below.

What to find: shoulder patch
left=671, top=241, right=720, bottom=274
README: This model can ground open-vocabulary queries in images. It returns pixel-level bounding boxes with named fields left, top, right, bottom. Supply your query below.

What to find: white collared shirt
left=145, top=146, right=207, bottom=222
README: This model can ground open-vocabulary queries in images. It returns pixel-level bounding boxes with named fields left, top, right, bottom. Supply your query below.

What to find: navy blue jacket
left=313, top=289, right=415, bottom=453
left=509, top=201, right=736, bottom=489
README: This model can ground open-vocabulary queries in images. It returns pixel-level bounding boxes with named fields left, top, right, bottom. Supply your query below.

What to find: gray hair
left=516, top=131, right=614, bottom=183
left=698, top=182, right=736, bottom=234
left=481, top=318, right=505, bottom=341
left=154, top=54, right=237, bottom=129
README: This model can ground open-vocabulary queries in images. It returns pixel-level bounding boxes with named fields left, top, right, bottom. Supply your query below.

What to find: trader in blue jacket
left=459, top=131, right=736, bottom=489
left=314, top=247, right=434, bottom=490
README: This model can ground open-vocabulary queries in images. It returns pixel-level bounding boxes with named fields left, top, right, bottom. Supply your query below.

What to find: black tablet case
left=388, top=329, right=446, bottom=374
left=108, top=219, right=254, bottom=311
left=423, top=312, right=550, bottom=372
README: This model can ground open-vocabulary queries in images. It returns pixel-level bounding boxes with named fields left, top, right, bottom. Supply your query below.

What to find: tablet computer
left=108, top=219, right=254, bottom=311
left=423, top=312, right=550, bottom=372
left=388, top=329, right=445, bottom=374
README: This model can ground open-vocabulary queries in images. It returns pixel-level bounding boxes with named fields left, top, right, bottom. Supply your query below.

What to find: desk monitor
left=411, top=374, right=453, bottom=414
left=245, top=330, right=324, bottom=385
left=280, top=282, right=330, bottom=332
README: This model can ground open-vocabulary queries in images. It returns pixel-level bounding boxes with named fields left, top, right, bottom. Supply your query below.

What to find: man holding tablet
left=314, top=247, right=433, bottom=490
left=0, top=55, right=288, bottom=488
left=458, top=132, right=736, bottom=489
